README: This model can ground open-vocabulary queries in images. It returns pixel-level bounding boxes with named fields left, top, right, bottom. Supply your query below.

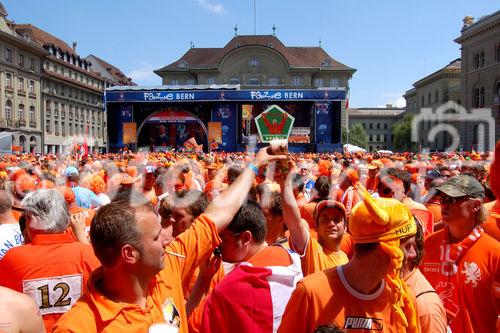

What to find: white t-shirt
left=0, top=223, right=24, bottom=259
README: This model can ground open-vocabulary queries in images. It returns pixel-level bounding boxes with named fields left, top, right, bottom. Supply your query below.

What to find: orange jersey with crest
left=421, top=229, right=500, bottom=333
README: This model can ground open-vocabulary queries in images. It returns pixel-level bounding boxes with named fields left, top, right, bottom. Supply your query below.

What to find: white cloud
left=126, top=62, right=162, bottom=86
left=194, top=0, right=226, bottom=15
left=379, top=93, right=406, bottom=108
left=394, top=97, right=406, bottom=108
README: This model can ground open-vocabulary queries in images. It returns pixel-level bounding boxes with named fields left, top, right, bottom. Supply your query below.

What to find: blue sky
left=3, top=0, right=498, bottom=107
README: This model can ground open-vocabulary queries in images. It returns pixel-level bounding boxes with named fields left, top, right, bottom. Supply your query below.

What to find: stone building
left=0, top=3, right=46, bottom=152
left=12, top=24, right=107, bottom=154
left=154, top=34, right=356, bottom=133
left=403, top=59, right=461, bottom=151
left=85, top=54, right=135, bottom=88
left=347, top=106, right=405, bottom=152
left=455, top=11, right=500, bottom=150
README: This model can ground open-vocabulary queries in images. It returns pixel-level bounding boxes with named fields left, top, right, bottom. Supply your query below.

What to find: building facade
left=455, top=12, right=500, bottom=150
left=13, top=24, right=107, bottom=154
left=155, top=34, right=356, bottom=133
left=85, top=54, right=135, bottom=88
left=105, top=35, right=355, bottom=153
left=0, top=4, right=46, bottom=153
left=347, top=106, right=405, bottom=152
left=403, top=59, right=461, bottom=151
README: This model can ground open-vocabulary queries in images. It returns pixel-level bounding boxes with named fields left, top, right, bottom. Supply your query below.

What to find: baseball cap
left=109, top=173, right=141, bottom=187
left=436, top=175, right=484, bottom=199
left=64, top=166, right=79, bottom=177
left=314, top=200, right=346, bottom=223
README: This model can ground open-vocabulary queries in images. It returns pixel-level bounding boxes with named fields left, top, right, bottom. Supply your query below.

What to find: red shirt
left=0, top=232, right=100, bottom=332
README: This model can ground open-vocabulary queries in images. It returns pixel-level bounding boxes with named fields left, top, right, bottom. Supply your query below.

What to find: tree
left=392, top=113, right=416, bottom=152
left=342, top=123, right=368, bottom=149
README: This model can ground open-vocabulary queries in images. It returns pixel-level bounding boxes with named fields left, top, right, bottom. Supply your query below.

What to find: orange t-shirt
left=425, top=202, right=442, bottom=224
left=484, top=200, right=500, bottom=241
left=300, top=201, right=319, bottom=229
left=403, top=268, right=447, bottom=333
left=52, top=214, right=221, bottom=333
left=291, top=234, right=348, bottom=276
left=278, top=266, right=404, bottom=333
left=421, top=229, right=500, bottom=333
left=0, top=233, right=100, bottom=332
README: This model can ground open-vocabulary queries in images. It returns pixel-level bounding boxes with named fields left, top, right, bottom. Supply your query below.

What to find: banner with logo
left=208, top=122, right=222, bottom=143
left=315, top=102, right=332, bottom=143
left=212, top=103, right=237, bottom=152
left=106, top=89, right=347, bottom=102
left=254, top=105, right=295, bottom=142
left=122, top=122, right=137, bottom=144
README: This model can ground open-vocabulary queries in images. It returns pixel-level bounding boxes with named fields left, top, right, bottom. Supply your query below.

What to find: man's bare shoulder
left=0, top=286, right=45, bottom=333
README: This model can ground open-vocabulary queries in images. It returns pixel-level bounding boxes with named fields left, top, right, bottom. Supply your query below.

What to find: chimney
left=386, top=104, right=393, bottom=109
left=72, top=42, right=77, bottom=52
left=462, top=16, right=474, bottom=28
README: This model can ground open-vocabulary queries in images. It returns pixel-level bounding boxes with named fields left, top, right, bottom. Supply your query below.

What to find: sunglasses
left=439, top=195, right=468, bottom=205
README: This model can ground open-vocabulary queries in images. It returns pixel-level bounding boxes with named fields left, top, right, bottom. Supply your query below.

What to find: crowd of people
left=0, top=143, right=498, bottom=333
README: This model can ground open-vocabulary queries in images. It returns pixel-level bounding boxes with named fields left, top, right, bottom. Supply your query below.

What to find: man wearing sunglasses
left=421, top=175, right=499, bottom=333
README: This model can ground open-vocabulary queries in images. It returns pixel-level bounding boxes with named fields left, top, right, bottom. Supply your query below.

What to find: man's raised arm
left=204, top=147, right=286, bottom=231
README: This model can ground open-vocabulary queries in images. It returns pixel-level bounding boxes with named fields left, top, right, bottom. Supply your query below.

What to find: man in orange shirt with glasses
left=421, top=175, right=500, bottom=333
left=53, top=147, right=286, bottom=333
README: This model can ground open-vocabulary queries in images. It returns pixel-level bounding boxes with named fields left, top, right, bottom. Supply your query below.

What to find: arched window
left=18, top=104, right=24, bottom=121
left=369, top=134, right=373, bottom=141
left=248, top=59, right=260, bottom=67
left=5, top=73, right=12, bottom=88
left=369, top=123, right=373, bottom=130
left=376, top=123, right=380, bottom=130
left=248, top=78, right=260, bottom=86
left=29, top=105, right=35, bottom=122
left=494, top=80, right=500, bottom=104
left=29, top=80, right=35, bottom=94
left=384, top=123, right=388, bottom=130
left=479, top=51, right=485, bottom=67
left=474, top=88, right=480, bottom=107
left=314, top=78, right=324, bottom=87
left=5, top=100, right=12, bottom=120
left=18, top=77, right=24, bottom=91
left=474, top=53, right=480, bottom=69
left=268, top=78, right=280, bottom=86
left=479, top=87, right=485, bottom=107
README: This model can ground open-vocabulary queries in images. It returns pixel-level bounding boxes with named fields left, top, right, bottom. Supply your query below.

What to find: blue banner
left=116, top=105, right=133, bottom=148
left=315, top=102, right=332, bottom=143
left=106, top=89, right=346, bottom=103
left=211, top=103, right=237, bottom=152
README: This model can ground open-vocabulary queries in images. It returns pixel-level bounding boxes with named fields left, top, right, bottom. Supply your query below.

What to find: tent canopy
left=343, top=144, right=367, bottom=153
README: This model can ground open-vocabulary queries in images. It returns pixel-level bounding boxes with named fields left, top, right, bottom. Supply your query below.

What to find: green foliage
left=392, top=113, right=416, bottom=152
left=343, top=123, right=368, bottom=148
